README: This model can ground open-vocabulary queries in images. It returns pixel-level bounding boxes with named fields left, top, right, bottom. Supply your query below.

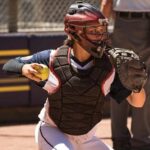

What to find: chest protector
left=48, top=46, right=113, bottom=135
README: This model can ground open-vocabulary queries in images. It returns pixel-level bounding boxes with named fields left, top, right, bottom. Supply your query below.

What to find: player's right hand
left=22, top=63, right=42, bottom=82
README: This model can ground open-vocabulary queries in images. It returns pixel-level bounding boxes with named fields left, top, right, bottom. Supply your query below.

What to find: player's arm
left=108, top=48, right=148, bottom=108
left=3, top=49, right=51, bottom=82
left=116, top=57, right=147, bottom=108
left=109, top=73, right=146, bottom=108
left=100, top=0, right=113, bottom=18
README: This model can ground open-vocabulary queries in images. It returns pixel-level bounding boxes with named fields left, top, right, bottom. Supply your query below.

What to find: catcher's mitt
left=108, top=48, right=148, bottom=92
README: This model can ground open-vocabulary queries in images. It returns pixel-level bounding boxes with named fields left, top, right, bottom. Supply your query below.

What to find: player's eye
left=86, top=26, right=107, bottom=35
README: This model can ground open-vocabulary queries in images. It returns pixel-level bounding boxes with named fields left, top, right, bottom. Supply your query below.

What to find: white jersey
left=113, top=0, right=150, bottom=12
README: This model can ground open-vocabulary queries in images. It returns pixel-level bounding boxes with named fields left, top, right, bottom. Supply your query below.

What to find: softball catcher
left=3, top=2, right=148, bottom=150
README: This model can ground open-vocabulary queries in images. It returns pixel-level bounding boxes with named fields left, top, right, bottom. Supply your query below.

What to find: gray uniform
left=111, top=0, right=150, bottom=149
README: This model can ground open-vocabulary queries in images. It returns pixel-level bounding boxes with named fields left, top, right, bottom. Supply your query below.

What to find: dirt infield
left=0, top=124, right=37, bottom=150
left=0, top=119, right=112, bottom=150
left=0, top=118, right=131, bottom=150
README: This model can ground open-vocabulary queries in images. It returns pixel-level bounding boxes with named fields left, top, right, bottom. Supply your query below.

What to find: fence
left=0, top=0, right=101, bottom=33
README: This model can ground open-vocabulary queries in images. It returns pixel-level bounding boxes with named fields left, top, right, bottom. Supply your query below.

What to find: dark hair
left=63, top=38, right=74, bottom=47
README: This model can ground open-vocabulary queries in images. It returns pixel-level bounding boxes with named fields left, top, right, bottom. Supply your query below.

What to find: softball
left=34, top=64, right=49, bottom=81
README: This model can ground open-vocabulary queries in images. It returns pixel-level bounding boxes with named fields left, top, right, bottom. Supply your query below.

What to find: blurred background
left=0, top=0, right=101, bottom=33
left=0, top=0, right=112, bottom=124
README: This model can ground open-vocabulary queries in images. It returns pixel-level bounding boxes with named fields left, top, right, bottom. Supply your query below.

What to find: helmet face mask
left=64, top=2, right=110, bottom=58
left=84, top=23, right=108, bottom=44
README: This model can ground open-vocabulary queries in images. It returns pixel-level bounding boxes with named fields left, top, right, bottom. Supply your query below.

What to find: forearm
left=2, top=58, right=24, bottom=75
left=100, top=0, right=113, bottom=18
left=3, top=50, right=50, bottom=75
left=127, top=88, right=146, bottom=108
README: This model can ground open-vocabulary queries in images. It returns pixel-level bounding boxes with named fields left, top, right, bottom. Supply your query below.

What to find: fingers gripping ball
left=33, top=64, right=49, bottom=81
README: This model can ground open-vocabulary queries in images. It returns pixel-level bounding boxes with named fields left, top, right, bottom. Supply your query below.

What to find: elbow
left=136, top=89, right=146, bottom=108
left=134, top=100, right=145, bottom=108
left=137, top=95, right=146, bottom=108
left=2, top=60, right=12, bottom=71
left=127, top=89, right=146, bottom=108
left=128, top=98, right=145, bottom=108
left=2, top=63, right=8, bottom=73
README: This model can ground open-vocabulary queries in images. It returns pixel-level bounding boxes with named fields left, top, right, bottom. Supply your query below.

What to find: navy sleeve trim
left=3, top=49, right=52, bottom=75
left=2, top=59, right=24, bottom=75
left=19, top=49, right=51, bottom=66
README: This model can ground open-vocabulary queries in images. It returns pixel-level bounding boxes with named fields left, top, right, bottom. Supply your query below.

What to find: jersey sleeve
left=18, top=49, right=51, bottom=65
left=109, top=72, right=132, bottom=103
left=2, top=49, right=51, bottom=75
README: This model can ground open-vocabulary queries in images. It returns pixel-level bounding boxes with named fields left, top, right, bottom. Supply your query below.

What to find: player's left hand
left=119, top=59, right=148, bottom=92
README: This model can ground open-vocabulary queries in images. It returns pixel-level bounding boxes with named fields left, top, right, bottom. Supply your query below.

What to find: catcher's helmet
left=64, top=2, right=110, bottom=58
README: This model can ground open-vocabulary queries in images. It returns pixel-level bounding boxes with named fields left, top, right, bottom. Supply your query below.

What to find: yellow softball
left=34, top=64, right=49, bottom=81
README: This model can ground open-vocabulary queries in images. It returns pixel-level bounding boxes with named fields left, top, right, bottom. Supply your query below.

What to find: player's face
left=85, top=24, right=108, bottom=42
